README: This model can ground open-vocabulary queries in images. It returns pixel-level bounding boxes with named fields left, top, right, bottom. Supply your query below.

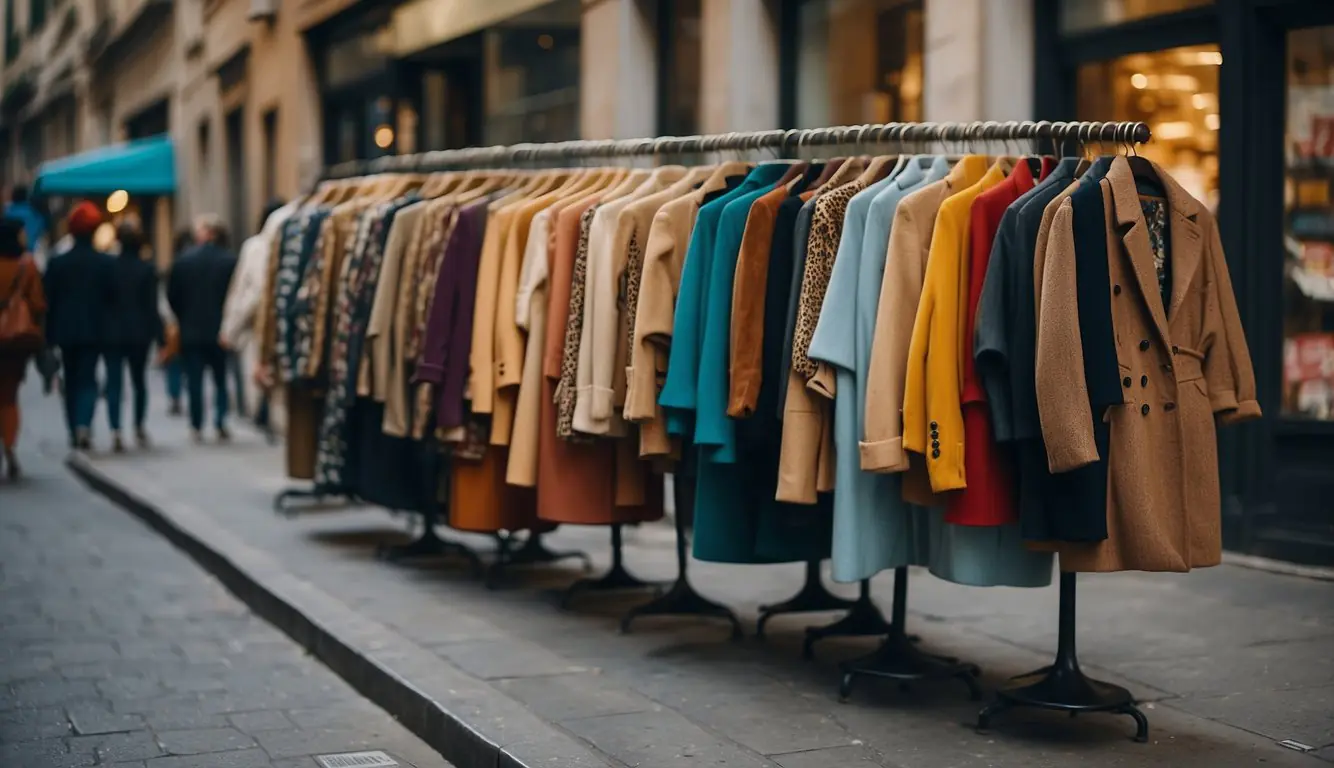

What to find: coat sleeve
left=1035, top=197, right=1099, bottom=472
left=1201, top=217, right=1262, bottom=425
left=860, top=204, right=921, bottom=473
left=587, top=210, right=636, bottom=424
left=625, top=208, right=677, bottom=423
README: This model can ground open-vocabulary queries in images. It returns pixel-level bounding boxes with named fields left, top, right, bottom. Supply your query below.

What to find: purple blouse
left=414, top=200, right=489, bottom=429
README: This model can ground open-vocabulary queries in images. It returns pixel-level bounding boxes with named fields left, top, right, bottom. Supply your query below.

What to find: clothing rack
left=310, top=118, right=1157, bottom=742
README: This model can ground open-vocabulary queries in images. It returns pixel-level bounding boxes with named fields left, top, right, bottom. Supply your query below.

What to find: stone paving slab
left=0, top=387, right=453, bottom=768
left=56, top=376, right=1334, bottom=768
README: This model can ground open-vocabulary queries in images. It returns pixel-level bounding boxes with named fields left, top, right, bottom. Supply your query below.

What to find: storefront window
left=1076, top=44, right=1220, bottom=209
left=659, top=0, right=702, bottom=136
left=792, top=0, right=923, bottom=129
left=1283, top=26, right=1334, bottom=421
left=482, top=0, right=581, bottom=146
left=1059, top=0, right=1213, bottom=34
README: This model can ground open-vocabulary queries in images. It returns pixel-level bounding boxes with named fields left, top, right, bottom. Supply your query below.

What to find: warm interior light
left=374, top=125, right=395, bottom=149
left=106, top=189, right=129, bottom=214
left=1191, top=93, right=1208, bottom=109
left=1205, top=113, right=1221, bottom=131
left=537, top=33, right=554, bottom=50
left=1153, top=121, right=1195, bottom=141
left=1131, top=73, right=1149, bottom=89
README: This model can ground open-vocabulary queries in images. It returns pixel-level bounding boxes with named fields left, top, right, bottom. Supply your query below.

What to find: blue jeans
left=59, top=345, right=100, bottom=438
left=104, top=344, right=150, bottom=432
left=182, top=344, right=229, bottom=431
left=165, top=358, right=183, bottom=402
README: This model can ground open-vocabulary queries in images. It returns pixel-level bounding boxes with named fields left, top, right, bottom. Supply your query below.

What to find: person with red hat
left=42, top=201, right=115, bottom=450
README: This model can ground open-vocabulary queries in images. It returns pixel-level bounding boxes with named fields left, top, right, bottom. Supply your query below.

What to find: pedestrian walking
left=5, top=185, right=48, bottom=271
left=0, top=218, right=47, bottom=479
left=104, top=215, right=164, bottom=452
left=168, top=214, right=238, bottom=443
left=41, top=202, right=113, bottom=450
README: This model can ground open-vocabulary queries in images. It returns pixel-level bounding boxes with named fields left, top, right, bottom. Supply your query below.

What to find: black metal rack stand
left=619, top=475, right=743, bottom=640
left=376, top=505, right=485, bottom=577
left=837, top=567, right=983, bottom=702
left=976, top=573, right=1149, bottom=742
left=754, top=560, right=857, bottom=638
left=485, top=530, right=592, bottom=589
left=272, top=486, right=357, bottom=517
left=801, top=579, right=893, bottom=660
left=561, top=524, right=662, bottom=609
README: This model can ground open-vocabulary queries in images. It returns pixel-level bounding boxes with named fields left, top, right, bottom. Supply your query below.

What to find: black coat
left=43, top=240, right=116, bottom=348
left=107, top=252, right=164, bottom=348
left=168, top=243, right=238, bottom=347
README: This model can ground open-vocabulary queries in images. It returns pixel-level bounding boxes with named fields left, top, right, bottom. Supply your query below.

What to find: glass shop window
left=1059, top=0, right=1214, bottom=34
left=1283, top=25, right=1334, bottom=421
left=793, top=0, right=924, bottom=129
left=482, top=0, right=581, bottom=146
left=1076, top=44, right=1221, bottom=209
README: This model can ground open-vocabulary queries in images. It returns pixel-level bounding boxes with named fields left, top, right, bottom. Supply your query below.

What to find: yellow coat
left=901, top=157, right=1007, bottom=493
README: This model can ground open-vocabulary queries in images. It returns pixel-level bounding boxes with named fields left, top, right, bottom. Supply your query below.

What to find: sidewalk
left=58, top=376, right=1334, bottom=768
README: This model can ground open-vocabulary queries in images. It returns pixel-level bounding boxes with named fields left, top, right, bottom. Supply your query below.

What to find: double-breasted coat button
left=1172, top=345, right=1179, bottom=355
left=1141, top=375, right=1148, bottom=387
left=1164, top=402, right=1177, bottom=412
left=929, top=421, right=938, bottom=430
left=1113, top=284, right=1122, bottom=295
left=1141, top=404, right=1150, bottom=416
left=1139, top=339, right=1150, bottom=351
left=1123, top=377, right=1131, bottom=388
left=931, top=449, right=941, bottom=459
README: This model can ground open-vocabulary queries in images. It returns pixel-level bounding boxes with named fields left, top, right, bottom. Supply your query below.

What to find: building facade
left=1, top=0, right=1331, bottom=565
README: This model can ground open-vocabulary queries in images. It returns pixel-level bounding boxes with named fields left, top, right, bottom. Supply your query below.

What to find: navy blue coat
left=43, top=240, right=116, bottom=348
left=106, top=252, right=164, bottom=348
left=168, top=243, right=238, bottom=347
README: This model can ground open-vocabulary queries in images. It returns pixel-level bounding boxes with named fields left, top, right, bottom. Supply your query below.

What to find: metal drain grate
left=315, top=751, right=399, bottom=768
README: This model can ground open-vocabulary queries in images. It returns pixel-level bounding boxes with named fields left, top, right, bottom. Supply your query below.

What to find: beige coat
left=1037, top=156, right=1260, bottom=572
left=859, top=156, right=990, bottom=506
left=625, top=162, right=749, bottom=457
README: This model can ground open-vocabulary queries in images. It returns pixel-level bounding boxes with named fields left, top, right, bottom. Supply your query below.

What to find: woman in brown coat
left=0, top=217, right=47, bottom=479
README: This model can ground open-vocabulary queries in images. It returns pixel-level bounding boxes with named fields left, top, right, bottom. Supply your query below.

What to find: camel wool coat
left=1036, top=156, right=1260, bottom=572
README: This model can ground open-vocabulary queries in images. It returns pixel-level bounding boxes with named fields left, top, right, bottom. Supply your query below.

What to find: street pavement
left=0, top=381, right=452, bottom=767
left=19, top=372, right=1334, bottom=768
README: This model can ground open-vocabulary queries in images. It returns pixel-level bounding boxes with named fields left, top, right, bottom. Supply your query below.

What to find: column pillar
left=700, top=0, right=779, bottom=132
left=581, top=0, right=657, bottom=139
left=923, top=0, right=1034, bottom=122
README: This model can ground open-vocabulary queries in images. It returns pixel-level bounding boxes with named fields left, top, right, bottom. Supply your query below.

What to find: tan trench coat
left=1036, top=156, right=1260, bottom=572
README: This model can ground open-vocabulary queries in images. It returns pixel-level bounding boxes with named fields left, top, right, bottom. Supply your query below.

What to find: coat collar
left=694, top=161, right=751, bottom=203
left=1106, top=155, right=1204, bottom=345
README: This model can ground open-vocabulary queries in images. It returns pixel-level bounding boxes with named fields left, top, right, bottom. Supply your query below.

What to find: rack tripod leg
left=561, top=525, right=663, bottom=610
left=618, top=475, right=743, bottom=640
left=836, top=568, right=981, bottom=702
left=801, top=579, right=892, bottom=660
left=376, top=510, right=485, bottom=578
left=486, top=530, right=592, bottom=588
left=755, top=561, right=857, bottom=639
left=975, top=573, right=1149, bottom=743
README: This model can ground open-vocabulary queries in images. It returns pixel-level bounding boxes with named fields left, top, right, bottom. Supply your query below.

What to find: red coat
left=948, top=159, right=1051, bottom=526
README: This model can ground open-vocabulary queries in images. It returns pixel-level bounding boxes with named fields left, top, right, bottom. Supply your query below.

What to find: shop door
left=401, top=61, right=481, bottom=152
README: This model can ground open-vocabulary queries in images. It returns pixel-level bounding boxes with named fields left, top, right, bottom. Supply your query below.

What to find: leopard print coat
left=791, top=179, right=866, bottom=380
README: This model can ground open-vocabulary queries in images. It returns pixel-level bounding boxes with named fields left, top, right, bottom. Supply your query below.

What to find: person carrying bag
left=0, top=217, right=48, bottom=479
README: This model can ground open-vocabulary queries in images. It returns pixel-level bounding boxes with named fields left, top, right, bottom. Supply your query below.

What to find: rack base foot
left=619, top=578, right=744, bottom=641
left=976, top=666, right=1149, bottom=743
left=376, top=527, right=485, bottom=578
left=273, top=487, right=355, bottom=517
left=561, top=562, right=663, bottom=610
left=839, top=632, right=982, bottom=703
left=486, top=532, right=592, bottom=589
left=803, top=595, right=893, bottom=660
left=756, top=569, right=857, bottom=639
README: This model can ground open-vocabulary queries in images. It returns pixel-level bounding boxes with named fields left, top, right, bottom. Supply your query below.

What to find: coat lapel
left=1107, top=157, right=1171, bottom=349
left=1156, top=160, right=1204, bottom=326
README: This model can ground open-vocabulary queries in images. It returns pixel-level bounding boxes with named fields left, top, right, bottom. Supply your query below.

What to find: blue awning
left=33, top=134, right=176, bottom=197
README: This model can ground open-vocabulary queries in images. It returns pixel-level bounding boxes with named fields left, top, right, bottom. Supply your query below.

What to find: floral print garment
left=315, top=199, right=416, bottom=491
left=274, top=209, right=329, bottom=384
left=1139, top=197, right=1172, bottom=314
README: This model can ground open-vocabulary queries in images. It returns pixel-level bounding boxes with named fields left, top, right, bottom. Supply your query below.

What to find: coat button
left=1141, top=375, right=1148, bottom=387
left=1141, top=404, right=1150, bottom=416
left=1172, top=345, right=1179, bottom=355
left=1139, top=339, right=1150, bottom=351
left=929, top=421, right=938, bottom=430
left=931, top=449, right=941, bottom=459
left=1113, top=284, right=1122, bottom=295
left=1123, top=377, right=1131, bottom=388
left=1164, top=402, right=1177, bottom=412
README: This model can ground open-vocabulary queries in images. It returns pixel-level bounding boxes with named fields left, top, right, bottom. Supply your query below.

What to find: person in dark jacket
left=168, top=213, right=238, bottom=442
left=104, top=216, right=164, bottom=452
left=43, top=201, right=115, bottom=450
